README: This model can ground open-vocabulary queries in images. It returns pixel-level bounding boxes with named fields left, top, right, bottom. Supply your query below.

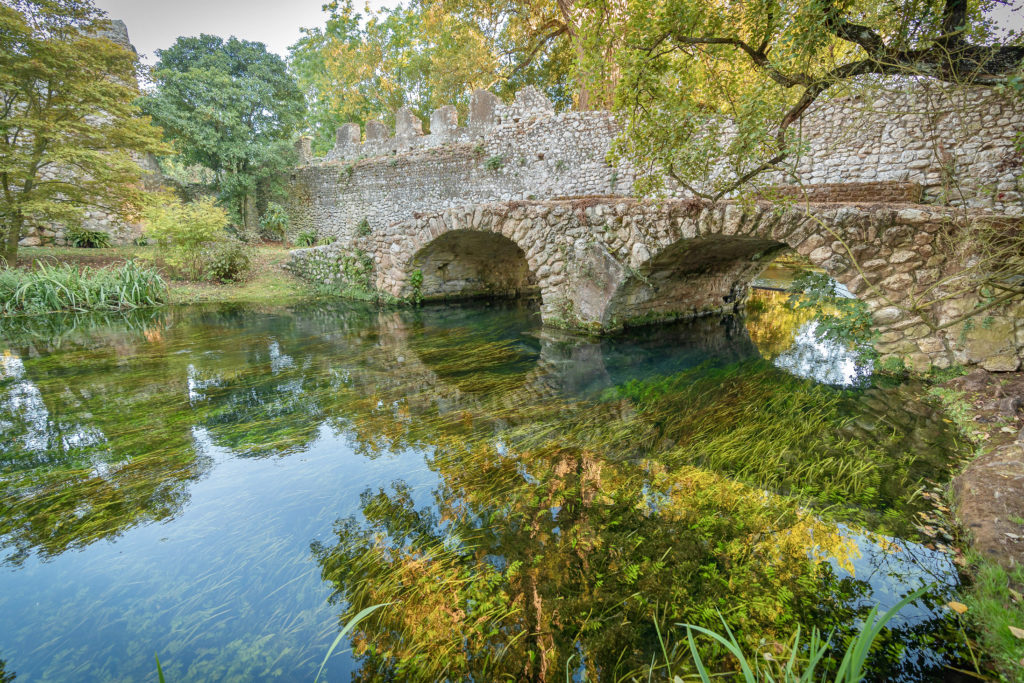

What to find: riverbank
left=941, top=369, right=1024, bottom=681
left=14, top=245, right=308, bottom=307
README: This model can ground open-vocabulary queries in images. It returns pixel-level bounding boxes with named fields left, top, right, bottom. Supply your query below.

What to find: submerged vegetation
left=0, top=303, right=976, bottom=680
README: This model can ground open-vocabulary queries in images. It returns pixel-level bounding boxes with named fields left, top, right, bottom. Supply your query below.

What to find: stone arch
left=598, top=205, right=865, bottom=332
left=403, top=229, right=539, bottom=300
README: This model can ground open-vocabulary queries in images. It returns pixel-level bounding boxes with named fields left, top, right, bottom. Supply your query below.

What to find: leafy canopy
left=586, top=0, right=1024, bottom=197
left=141, top=35, right=306, bottom=223
left=0, top=0, right=167, bottom=262
left=289, top=0, right=576, bottom=153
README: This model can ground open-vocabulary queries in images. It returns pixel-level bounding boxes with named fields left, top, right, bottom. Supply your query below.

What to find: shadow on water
left=0, top=299, right=974, bottom=681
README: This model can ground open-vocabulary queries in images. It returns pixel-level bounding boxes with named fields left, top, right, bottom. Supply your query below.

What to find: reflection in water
left=747, top=289, right=872, bottom=386
left=0, top=300, right=971, bottom=681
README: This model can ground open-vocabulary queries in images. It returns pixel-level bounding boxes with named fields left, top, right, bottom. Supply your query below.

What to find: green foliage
left=678, top=585, right=929, bottom=682
left=288, top=0, right=574, bottom=153
left=203, top=240, right=252, bottom=283
left=963, top=556, right=1024, bottom=682
left=596, top=0, right=1022, bottom=198
left=143, top=196, right=229, bottom=280
left=140, top=35, right=306, bottom=227
left=484, top=155, right=505, bottom=171
left=66, top=226, right=113, bottom=249
left=787, top=271, right=877, bottom=357
left=258, top=203, right=290, bottom=241
left=409, top=268, right=424, bottom=304
left=0, top=0, right=169, bottom=263
left=0, top=261, right=166, bottom=315
left=294, top=229, right=319, bottom=247
left=356, top=217, right=372, bottom=237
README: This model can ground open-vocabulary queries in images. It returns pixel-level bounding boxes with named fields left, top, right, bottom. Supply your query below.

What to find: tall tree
left=593, top=0, right=1024, bottom=198
left=289, top=0, right=577, bottom=154
left=0, top=0, right=167, bottom=264
left=141, top=35, right=306, bottom=228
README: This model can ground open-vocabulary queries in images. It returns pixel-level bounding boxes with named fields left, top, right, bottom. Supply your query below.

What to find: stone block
left=395, top=107, right=424, bottom=138
left=430, top=106, right=458, bottom=138
left=336, top=123, right=361, bottom=146
left=365, top=120, right=388, bottom=140
left=469, top=90, right=501, bottom=128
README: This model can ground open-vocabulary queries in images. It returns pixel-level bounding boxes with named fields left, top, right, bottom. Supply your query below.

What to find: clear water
left=0, top=298, right=972, bottom=681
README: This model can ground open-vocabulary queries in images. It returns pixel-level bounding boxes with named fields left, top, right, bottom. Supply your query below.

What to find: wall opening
left=409, top=230, right=539, bottom=301
left=603, top=236, right=788, bottom=330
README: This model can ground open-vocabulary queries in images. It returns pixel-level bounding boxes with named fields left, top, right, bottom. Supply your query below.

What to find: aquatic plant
left=0, top=260, right=166, bottom=316
left=667, top=585, right=930, bottom=682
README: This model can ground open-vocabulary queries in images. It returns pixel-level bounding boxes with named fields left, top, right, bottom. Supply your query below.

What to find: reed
left=0, top=260, right=166, bottom=316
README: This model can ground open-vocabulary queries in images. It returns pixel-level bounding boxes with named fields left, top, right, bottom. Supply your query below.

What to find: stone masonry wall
left=286, top=83, right=1024, bottom=248
left=289, top=198, right=1023, bottom=373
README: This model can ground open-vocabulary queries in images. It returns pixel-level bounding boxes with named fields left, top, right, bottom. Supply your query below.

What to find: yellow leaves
left=1010, top=625, right=1024, bottom=639
left=947, top=601, right=968, bottom=614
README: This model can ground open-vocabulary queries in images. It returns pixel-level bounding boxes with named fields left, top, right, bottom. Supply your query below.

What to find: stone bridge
left=285, top=84, right=1024, bottom=372
left=288, top=197, right=1023, bottom=372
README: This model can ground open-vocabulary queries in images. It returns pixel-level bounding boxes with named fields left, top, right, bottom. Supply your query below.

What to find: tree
left=141, top=35, right=306, bottom=229
left=595, top=0, right=1024, bottom=198
left=0, top=0, right=167, bottom=265
left=289, top=0, right=577, bottom=154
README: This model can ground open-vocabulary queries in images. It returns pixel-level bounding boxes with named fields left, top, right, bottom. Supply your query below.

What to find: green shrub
left=143, top=196, right=229, bottom=280
left=0, top=261, right=166, bottom=315
left=203, top=240, right=252, bottom=283
left=356, top=218, right=371, bottom=236
left=484, top=155, right=504, bottom=171
left=66, top=225, right=113, bottom=248
left=294, top=229, right=318, bottom=247
left=259, top=202, right=290, bottom=240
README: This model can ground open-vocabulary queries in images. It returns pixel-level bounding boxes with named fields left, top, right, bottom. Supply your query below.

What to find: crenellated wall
left=285, top=83, right=1024, bottom=248
left=286, top=84, right=1023, bottom=371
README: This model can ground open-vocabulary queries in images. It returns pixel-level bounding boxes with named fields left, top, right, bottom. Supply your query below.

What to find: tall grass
left=0, top=260, right=166, bottom=316
left=650, top=586, right=930, bottom=683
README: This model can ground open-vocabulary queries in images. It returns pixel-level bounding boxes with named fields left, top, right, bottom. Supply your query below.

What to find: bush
left=66, top=225, right=113, bottom=248
left=356, top=217, right=371, bottom=236
left=294, top=229, right=318, bottom=247
left=143, top=196, right=229, bottom=279
left=259, top=202, right=290, bottom=240
left=0, top=261, right=166, bottom=315
left=204, top=240, right=252, bottom=282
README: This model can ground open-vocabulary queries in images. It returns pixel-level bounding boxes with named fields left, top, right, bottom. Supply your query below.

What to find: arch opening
left=408, top=230, right=539, bottom=301
left=603, top=235, right=789, bottom=330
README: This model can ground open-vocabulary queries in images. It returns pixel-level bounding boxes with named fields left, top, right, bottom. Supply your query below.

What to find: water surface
left=0, top=298, right=971, bottom=681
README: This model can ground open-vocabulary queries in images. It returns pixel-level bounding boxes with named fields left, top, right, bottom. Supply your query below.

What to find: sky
left=93, top=0, right=400, bottom=64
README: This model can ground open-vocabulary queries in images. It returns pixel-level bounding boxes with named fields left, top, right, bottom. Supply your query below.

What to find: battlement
left=296, top=86, right=561, bottom=164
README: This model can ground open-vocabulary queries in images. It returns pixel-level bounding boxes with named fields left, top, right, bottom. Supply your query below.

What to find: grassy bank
left=13, top=244, right=307, bottom=309
left=930, top=381, right=1024, bottom=682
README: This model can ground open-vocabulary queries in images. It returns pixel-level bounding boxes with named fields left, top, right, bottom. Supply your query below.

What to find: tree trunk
left=1, top=214, right=23, bottom=267
left=242, top=193, right=258, bottom=231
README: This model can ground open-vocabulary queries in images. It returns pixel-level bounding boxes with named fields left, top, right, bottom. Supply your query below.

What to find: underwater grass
left=0, top=261, right=166, bottom=316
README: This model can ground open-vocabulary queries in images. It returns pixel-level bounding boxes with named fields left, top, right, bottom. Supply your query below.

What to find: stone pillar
left=395, top=107, right=424, bottom=138
left=469, top=90, right=501, bottom=128
left=295, top=136, right=312, bottom=165
left=336, top=123, right=361, bottom=146
left=365, top=120, right=388, bottom=141
left=430, top=105, right=458, bottom=139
